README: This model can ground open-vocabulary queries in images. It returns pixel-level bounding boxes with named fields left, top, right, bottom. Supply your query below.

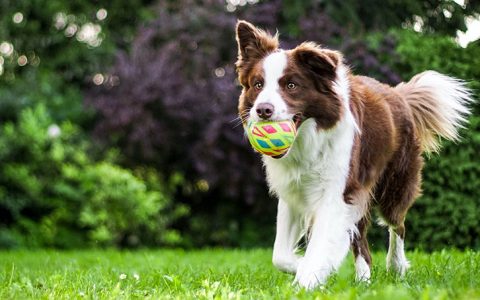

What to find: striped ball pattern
left=246, top=120, right=297, bottom=157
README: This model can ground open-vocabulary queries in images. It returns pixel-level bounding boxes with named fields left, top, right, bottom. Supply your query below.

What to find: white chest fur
left=263, top=116, right=356, bottom=214
left=266, top=115, right=359, bottom=289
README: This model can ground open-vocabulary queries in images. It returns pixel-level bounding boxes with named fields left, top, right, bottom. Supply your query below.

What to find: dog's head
left=235, top=20, right=346, bottom=130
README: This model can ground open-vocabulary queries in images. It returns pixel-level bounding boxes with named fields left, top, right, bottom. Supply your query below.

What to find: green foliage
left=282, top=0, right=480, bottom=37
left=0, top=105, right=185, bottom=248
left=0, top=0, right=154, bottom=124
left=0, top=69, right=89, bottom=126
left=1, top=249, right=480, bottom=298
left=389, top=30, right=480, bottom=250
left=0, top=0, right=154, bottom=79
left=0, top=0, right=184, bottom=250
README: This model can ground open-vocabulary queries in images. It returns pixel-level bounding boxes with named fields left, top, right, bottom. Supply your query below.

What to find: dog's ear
left=235, top=21, right=278, bottom=86
left=236, top=20, right=278, bottom=61
left=293, top=42, right=342, bottom=81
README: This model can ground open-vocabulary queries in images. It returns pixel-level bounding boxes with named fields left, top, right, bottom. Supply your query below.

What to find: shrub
left=0, top=105, right=185, bottom=248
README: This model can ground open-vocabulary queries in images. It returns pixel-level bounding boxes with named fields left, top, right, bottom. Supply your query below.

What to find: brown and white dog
left=235, top=20, right=473, bottom=289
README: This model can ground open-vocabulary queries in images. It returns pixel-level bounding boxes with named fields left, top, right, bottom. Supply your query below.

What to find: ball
left=245, top=120, right=297, bottom=157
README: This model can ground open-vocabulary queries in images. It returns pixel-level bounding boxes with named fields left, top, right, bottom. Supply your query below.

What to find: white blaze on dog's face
left=251, top=51, right=291, bottom=122
left=235, top=20, right=345, bottom=130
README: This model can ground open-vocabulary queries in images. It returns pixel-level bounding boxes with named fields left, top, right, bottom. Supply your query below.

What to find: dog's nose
left=256, top=103, right=274, bottom=120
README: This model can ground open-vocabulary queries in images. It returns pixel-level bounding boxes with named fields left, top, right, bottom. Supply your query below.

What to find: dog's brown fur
left=344, top=75, right=423, bottom=266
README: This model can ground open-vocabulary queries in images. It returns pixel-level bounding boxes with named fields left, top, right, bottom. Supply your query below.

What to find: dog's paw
left=386, top=256, right=410, bottom=277
left=393, top=259, right=410, bottom=277
left=272, top=254, right=299, bottom=274
left=293, top=259, right=330, bottom=290
left=355, top=256, right=371, bottom=282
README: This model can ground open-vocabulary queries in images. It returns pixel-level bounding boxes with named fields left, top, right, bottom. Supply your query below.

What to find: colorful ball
left=245, top=120, right=297, bottom=157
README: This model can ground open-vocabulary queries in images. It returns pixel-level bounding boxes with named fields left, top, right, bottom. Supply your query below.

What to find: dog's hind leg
left=379, top=164, right=421, bottom=276
left=375, top=134, right=423, bottom=277
left=351, top=217, right=372, bottom=281
left=386, top=224, right=409, bottom=276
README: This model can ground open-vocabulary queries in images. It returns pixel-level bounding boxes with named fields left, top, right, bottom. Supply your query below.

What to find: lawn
left=1, top=249, right=479, bottom=299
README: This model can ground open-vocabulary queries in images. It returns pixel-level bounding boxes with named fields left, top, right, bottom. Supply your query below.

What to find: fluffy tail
left=395, top=70, right=473, bottom=153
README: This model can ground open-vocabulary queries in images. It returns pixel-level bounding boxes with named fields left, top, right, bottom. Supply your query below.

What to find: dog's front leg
left=294, top=198, right=353, bottom=289
left=272, top=199, right=302, bottom=274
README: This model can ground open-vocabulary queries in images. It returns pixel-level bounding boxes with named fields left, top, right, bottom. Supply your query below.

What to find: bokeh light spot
left=196, top=179, right=209, bottom=192
left=443, top=9, right=452, bottom=19
left=214, top=67, right=225, bottom=78
left=77, top=23, right=102, bottom=47
left=17, top=55, right=28, bottom=66
left=13, top=12, right=24, bottom=24
left=93, top=73, right=104, bottom=85
left=0, top=42, right=14, bottom=57
left=65, top=24, right=78, bottom=37
left=47, top=124, right=61, bottom=139
left=54, top=12, right=67, bottom=30
left=96, top=9, right=108, bottom=21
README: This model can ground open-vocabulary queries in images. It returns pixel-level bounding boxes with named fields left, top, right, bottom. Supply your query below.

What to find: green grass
left=0, top=249, right=479, bottom=299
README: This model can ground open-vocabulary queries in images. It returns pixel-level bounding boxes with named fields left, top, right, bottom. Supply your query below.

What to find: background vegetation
left=0, top=0, right=479, bottom=250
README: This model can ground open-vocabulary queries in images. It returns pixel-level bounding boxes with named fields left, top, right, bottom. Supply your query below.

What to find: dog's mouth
left=270, top=114, right=304, bottom=160
left=292, top=113, right=304, bottom=130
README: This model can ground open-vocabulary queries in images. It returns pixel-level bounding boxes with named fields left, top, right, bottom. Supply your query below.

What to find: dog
left=235, top=20, right=473, bottom=289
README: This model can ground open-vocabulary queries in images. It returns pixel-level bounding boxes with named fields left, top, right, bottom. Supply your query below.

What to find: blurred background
left=0, top=0, right=479, bottom=251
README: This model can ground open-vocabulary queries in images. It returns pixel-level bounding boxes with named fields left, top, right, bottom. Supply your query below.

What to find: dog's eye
left=254, top=81, right=263, bottom=90
left=287, top=82, right=296, bottom=90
